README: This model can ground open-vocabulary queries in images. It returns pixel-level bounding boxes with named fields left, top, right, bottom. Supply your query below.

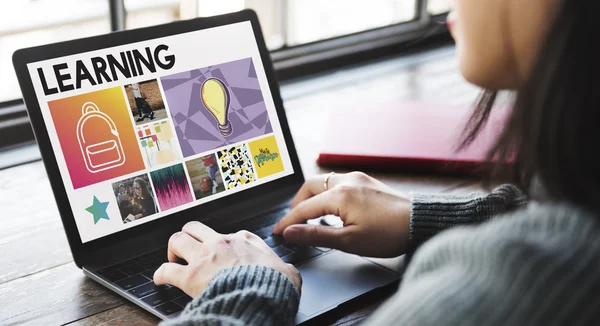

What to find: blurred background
left=0, top=0, right=450, bottom=102
left=0, top=0, right=450, bottom=168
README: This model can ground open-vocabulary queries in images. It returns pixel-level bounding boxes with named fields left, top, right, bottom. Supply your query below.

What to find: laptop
left=12, top=9, right=401, bottom=324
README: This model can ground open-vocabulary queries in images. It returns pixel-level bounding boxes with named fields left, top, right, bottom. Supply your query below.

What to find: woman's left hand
left=153, top=221, right=302, bottom=298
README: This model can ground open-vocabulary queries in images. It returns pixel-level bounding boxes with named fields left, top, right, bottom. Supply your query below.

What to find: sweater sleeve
left=409, top=184, right=527, bottom=252
left=161, top=265, right=299, bottom=326
left=363, top=203, right=600, bottom=326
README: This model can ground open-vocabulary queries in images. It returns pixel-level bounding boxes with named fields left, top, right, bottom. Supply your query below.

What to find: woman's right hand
left=272, top=172, right=411, bottom=258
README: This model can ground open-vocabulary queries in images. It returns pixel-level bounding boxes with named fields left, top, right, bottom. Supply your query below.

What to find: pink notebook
left=316, top=101, right=509, bottom=175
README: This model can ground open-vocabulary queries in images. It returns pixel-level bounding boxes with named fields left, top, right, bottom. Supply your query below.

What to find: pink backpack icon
left=76, top=102, right=126, bottom=173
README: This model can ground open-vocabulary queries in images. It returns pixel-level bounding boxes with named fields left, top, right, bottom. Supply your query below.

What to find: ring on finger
left=324, top=172, right=335, bottom=191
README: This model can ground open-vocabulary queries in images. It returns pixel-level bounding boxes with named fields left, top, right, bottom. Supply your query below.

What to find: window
left=284, top=0, right=417, bottom=46
left=118, top=0, right=446, bottom=78
left=0, top=0, right=110, bottom=103
left=0, top=0, right=449, bottom=153
left=123, top=0, right=446, bottom=49
left=428, top=0, right=451, bottom=15
left=124, top=0, right=181, bottom=30
left=1, top=0, right=449, bottom=102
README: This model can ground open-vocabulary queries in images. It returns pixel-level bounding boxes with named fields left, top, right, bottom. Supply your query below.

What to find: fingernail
left=284, top=226, right=299, bottom=242
left=170, top=232, right=181, bottom=241
left=153, top=265, right=162, bottom=281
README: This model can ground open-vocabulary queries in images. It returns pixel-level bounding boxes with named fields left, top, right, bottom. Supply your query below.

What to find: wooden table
left=0, top=45, right=486, bottom=325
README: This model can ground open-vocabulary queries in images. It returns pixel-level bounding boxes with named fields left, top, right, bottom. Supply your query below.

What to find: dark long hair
left=461, top=1, right=600, bottom=211
left=133, top=177, right=153, bottom=199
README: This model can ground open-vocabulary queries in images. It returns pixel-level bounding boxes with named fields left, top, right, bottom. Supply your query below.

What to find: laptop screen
left=26, top=21, right=294, bottom=243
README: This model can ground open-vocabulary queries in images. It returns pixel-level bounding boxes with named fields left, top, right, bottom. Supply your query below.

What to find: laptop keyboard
left=96, top=210, right=332, bottom=317
left=97, top=250, right=190, bottom=316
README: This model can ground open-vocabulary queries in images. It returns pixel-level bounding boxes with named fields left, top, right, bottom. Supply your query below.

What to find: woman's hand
left=273, top=172, right=411, bottom=258
left=154, top=221, right=302, bottom=298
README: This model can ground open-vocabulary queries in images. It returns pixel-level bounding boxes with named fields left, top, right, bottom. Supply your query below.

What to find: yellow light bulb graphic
left=201, top=78, right=233, bottom=137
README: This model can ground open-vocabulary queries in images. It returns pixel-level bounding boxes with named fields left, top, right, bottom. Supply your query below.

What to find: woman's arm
left=153, top=223, right=302, bottom=326
left=157, top=176, right=528, bottom=326
left=363, top=203, right=600, bottom=325
left=274, top=173, right=527, bottom=258
left=162, top=184, right=528, bottom=326
left=161, top=266, right=299, bottom=326
left=409, top=184, right=527, bottom=251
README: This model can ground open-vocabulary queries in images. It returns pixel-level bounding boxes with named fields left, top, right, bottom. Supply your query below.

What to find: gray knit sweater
left=164, top=184, right=600, bottom=325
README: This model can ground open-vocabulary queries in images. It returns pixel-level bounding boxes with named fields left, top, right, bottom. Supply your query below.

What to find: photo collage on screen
left=161, top=57, right=285, bottom=197
left=48, top=57, right=287, bottom=230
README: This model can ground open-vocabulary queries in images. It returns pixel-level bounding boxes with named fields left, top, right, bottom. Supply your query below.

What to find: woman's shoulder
left=415, top=202, right=600, bottom=261
left=374, top=202, right=600, bottom=325
left=486, top=201, right=600, bottom=236
left=419, top=201, right=600, bottom=253
left=408, top=201, right=600, bottom=291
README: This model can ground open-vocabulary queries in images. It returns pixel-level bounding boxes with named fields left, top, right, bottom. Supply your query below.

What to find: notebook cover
left=316, top=101, right=508, bottom=174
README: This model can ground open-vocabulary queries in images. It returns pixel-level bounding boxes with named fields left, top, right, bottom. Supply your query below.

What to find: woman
left=131, top=178, right=156, bottom=219
left=117, top=183, right=134, bottom=220
left=155, top=0, right=600, bottom=325
left=132, top=82, right=155, bottom=122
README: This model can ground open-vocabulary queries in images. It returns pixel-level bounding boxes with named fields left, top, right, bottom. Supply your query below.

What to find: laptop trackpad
left=296, top=250, right=399, bottom=318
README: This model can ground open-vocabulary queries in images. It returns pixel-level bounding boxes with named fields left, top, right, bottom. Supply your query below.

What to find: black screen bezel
left=12, top=9, right=304, bottom=267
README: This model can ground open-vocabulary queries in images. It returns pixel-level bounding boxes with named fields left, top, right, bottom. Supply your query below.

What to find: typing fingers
left=153, top=262, right=188, bottom=287
left=282, top=224, right=352, bottom=249
left=167, top=231, right=203, bottom=263
left=181, top=221, right=220, bottom=243
left=290, top=173, right=342, bottom=208
left=273, top=190, right=340, bottom=234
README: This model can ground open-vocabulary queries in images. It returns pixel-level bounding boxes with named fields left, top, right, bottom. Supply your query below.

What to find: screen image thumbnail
left=150, top=163, right=193, bottom=211
left=137, top=119, right=180, bottom=168
left=248, top=135, right=284, bottom=179
left=160, top=57, right=273, bottom=158
left=124, top=79, right=168, bottom=125
left=185, top=154, right=225, bottom=200
left=112, top=173, right=158, bottom=224
left=217, top=143, right=257, bottom=190
left=48, top=87, right=145, bottom=189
